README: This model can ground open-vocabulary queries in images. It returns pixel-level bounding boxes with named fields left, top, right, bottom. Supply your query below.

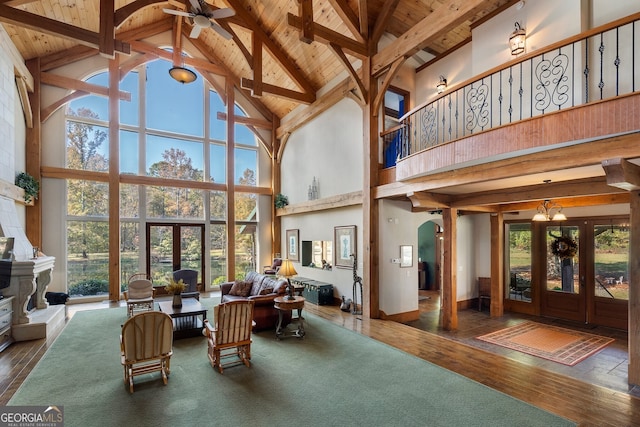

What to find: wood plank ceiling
left=0, top=0, right=514, bottom=120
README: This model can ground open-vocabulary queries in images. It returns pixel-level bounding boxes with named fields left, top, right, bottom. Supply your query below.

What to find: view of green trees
left=66, top=104, right=258, bottom=296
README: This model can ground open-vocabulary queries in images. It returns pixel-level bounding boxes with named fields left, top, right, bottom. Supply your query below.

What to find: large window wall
left=62, top=58, right=262, bottom=298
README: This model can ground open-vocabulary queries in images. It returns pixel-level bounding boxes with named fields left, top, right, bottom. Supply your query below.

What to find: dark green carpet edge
left=8, top=301, right=576, bottom=427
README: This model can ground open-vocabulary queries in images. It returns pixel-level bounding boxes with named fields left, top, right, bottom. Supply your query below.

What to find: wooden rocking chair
left=203, top=300, right=255, bottom=374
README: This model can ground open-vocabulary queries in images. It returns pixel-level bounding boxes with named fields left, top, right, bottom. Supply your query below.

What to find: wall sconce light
left=532, top=200, right=567, bottom=221
left=510, top=22, right=526, bottom=55
left=436, top=75, right=447, bottom=94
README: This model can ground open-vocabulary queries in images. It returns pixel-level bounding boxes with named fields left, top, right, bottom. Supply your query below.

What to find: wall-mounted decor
left=400, top=245, right=413, bottom=268
left=286, top=229, right=299, bottom=261
left=334, top=225, right=356, bottom=269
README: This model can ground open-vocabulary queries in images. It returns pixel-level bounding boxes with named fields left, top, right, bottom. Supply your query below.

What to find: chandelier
left=532, top=200, right=566, bottom=222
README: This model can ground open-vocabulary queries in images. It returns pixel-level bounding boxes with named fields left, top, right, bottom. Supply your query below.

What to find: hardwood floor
left=1, top=291, right=639, bottom=426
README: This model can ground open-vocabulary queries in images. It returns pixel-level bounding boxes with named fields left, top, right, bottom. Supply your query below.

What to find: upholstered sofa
left=220, top=271, right=291, bottom=331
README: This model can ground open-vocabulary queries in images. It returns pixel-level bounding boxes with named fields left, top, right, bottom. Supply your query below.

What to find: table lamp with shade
left=278, top=259, right=298, bottom=300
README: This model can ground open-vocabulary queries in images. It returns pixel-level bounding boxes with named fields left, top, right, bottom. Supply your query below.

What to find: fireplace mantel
left=0, top=256, right=55, bottom=325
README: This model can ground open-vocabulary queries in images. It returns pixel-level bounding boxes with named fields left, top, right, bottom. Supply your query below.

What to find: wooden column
left=108, top=57, right=120, bottom=301
left=441, top=208, right=457, bottom=330
left=490, top=212, right=504, bottom=317
left=363, top=57, right=379, bottom=318
left=226, top=80, right=236, bottom=281
left=629, top=190, right=640, bottom=385
left=25, top=58, right=41, bottom=248
left=271, top=113, right=281, bottom=257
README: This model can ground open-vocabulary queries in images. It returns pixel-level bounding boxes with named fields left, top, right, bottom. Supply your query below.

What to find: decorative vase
left=172, top=293, right=182, bottom=308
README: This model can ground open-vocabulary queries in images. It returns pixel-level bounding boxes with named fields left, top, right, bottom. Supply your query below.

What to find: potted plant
left=165, top=277, right=186, bottom=308
left=274, top=193, right=289, bottom=209
left=15, top=172, right=39, bottom=204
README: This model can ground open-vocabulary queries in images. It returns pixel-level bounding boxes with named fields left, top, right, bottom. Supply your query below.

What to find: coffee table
left=158, top=298, right=207, bottom=339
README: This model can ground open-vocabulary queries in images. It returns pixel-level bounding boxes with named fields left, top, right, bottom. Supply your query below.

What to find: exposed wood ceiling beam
left=99, top=0, right=115, bottom=58
left=40, top=45, right=98, bottom=72
left=118, top=16, right=173, bottom=41
left=328, top=42, right=366, bottom=103
left=217, top=112, right=272, bottom=130
left=299, top=0, right=314, bottom=44
left=240, top=78, right=315, bottom=104
left=449, top=177, right=626, bottom=209
left=287, top=13, right=368, bottom=58
left=497, top=193, right=630, bottom=213
left=251, top=32, right=263, bottom=97
left=370, top=0, right=400, bottom=51
left=0, top=3, right=130, bottom=54
left=328, top=0, right=365, bottom=43
left=115, top=0, right=167, bottom=27
left=40, top=72, right=131, bottom=101
left=277, top=76, right=356, bottom=139
left=357, top=0, right=368, bottom=39
left=128, top=40, right=228, bottom=76
left=602, top=158, right=640, bottom=191
left=372, top=56, right=405, bottom=116
left=225, top=0, right=316, bottom=96
left=372, top=0, right=485, bottom=76
left=186, top=34, right=273, bottom=120
left=407, top=191, right=452, bottom=209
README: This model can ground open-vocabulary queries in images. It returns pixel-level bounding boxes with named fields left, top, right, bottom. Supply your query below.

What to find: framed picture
left=400, top=245, right=413, bottom=268
left=334, top=225, right=356, bottom=269
left=286, top=229, right=299, bottom=261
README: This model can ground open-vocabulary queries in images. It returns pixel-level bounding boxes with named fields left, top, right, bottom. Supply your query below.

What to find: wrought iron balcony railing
left=385, top=13, right=640, bottom=165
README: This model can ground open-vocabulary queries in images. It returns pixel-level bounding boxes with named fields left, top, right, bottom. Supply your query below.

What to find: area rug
left=476, top=321, right=614, bottom=366
left=8, top=304, right=575, bottom=427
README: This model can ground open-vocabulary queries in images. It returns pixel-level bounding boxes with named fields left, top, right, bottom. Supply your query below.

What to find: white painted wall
left=280, top=97, right=364, bottom=300
left=281, top=97, right=363, bottom=204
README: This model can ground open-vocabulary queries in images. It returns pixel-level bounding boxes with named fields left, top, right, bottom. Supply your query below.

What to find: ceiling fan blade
left=210, top=22, right=233, bottom=40
left=210, top=7, right=235, bottom=19
left=163, top=8, right=193, bottom=17
left=190, top=25, right=202, bottom=39
left=189, top=0, right=202, bottom=13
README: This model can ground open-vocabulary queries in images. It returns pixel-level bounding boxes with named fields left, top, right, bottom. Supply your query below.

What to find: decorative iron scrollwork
left=465, top=83, right=489, bottom=132
left=534, top=53, right=570, bottom=112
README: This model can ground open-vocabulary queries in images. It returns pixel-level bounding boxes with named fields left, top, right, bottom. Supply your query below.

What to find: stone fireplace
left=0, top=196, right=62, bottom=342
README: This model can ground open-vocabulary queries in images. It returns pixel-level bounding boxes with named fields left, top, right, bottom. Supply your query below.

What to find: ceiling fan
left=163, top=0, right=235, bottom=40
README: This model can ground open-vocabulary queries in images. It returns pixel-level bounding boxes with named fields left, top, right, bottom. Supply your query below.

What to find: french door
left=539, top=219, right=629, bottom=329
left=145, top=223, right=205, bottom=287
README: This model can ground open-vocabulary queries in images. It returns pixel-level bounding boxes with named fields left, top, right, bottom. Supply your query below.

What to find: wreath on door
left=551, top=236, right=577, bottom=259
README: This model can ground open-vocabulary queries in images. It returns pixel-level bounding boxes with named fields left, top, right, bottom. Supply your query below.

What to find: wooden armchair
left=203, top=300, right=255, bottom=374
left=120, top=311, right=173, bottom=393
left=124, top=273, right=155, bottom=317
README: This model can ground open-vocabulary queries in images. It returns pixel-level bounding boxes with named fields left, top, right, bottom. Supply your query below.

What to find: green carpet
left=9, top=299, right=575, bottom=427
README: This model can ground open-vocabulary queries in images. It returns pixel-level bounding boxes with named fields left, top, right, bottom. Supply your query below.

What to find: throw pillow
left=229, top=280, right=252, bottom=297
left=259, top=287, right=274, bottom=295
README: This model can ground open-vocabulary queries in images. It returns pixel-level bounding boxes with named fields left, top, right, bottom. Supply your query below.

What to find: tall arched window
left=62, top=57, right=262, bottom=298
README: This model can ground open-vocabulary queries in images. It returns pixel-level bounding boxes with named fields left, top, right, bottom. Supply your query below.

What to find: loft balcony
left=380, top=13, right=640, bottom=186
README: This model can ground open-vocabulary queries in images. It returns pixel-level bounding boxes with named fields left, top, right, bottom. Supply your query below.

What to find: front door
left=539, top=220, right=629, bottom=329
left=540, top=223, right=585, bottom=322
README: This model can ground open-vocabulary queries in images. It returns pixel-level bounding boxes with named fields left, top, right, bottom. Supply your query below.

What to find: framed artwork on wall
left=286, top=229, right=299, bottom=261
left=334, top=225, right=356, bottom=269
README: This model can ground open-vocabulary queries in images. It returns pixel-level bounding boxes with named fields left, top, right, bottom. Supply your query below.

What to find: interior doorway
left=417, top=220, right=442, bottom=292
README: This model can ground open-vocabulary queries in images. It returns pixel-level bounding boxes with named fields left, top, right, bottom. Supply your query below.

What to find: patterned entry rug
left=476, top=321, right=614, bottom=366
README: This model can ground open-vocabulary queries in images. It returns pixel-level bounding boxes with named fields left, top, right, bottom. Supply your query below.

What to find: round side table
left=274, top=296, right=305, bottom=339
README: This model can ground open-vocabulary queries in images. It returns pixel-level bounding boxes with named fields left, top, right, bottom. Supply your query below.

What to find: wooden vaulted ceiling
left=0, top=0, right=515, bottom=121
